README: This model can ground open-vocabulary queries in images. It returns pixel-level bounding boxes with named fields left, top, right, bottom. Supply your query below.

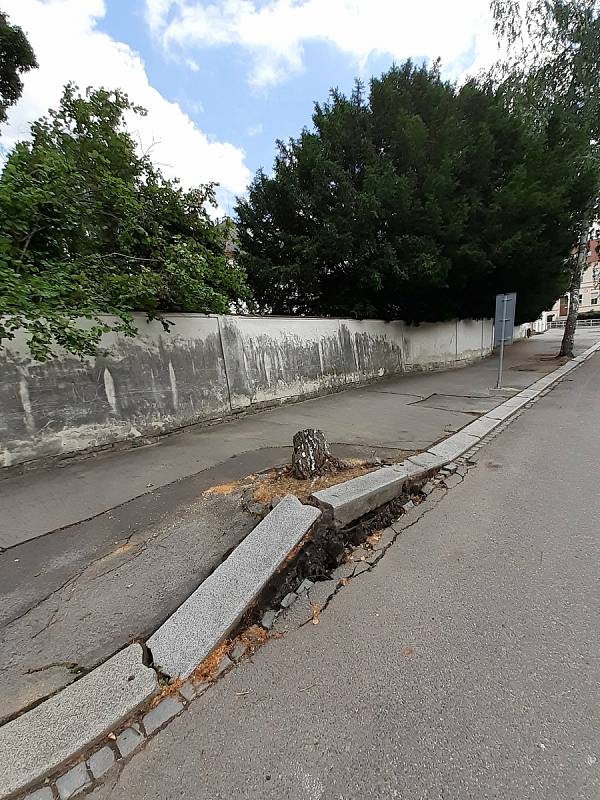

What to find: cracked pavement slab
left=0, top=488, right=257, bottom=724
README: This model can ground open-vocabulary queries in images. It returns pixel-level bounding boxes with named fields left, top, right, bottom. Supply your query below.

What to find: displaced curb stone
left=0, top=644, right=156, bottom=798
left=142, top=696, right=184, bottom=735
left=311, top=467, right=405, bottom=528
left=148, top=495, right=321, bottom=679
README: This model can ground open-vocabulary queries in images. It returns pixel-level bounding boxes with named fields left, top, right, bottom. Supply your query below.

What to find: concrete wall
left=0, top=314, right=494, bottom=469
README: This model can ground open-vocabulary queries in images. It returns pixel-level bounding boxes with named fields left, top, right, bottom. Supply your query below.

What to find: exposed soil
left=249, top=459, right=378, bottom=505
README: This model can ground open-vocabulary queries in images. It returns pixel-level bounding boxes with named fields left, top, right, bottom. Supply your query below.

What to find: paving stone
left=296, top=578, right=314, bottom=594
left=311, top=467, right=406, bottom=528
left=143, top=696, right=184, bottom=735
left=0, top=644, right=157, bottom=799
left=148, top=495, right=320, bottom=679
left=403, top=500, right=414, bottom=511
left=214, top=654, right=233, bottom=677
left=421, top=481, right=435, bottom=495
left=116, top=724, right=144, bottom=758
left=179, top=680, right=209, bottom=702
left=56, top=762, right=90, bottom=799
left=444, top=462, right=458, bottom=473
left=24, top=788, right=54, bottom=800
left=229, top=642, right=246, bottom=662
left=87, top=746, right=115, bottom=779
left=260, top=610, right=278, bottom=630
left=280, top=591, right=298, bottom=608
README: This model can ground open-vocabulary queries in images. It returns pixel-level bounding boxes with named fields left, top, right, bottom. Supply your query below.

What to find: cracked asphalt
left=88, top=344, right=600, bottom=800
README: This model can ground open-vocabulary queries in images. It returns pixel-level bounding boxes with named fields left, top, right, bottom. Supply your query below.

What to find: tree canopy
left=491, top=0, right=600, bottom=354
left=0, top=84, right=250, bottom=360
left=0, top=10, right=37, bottom=125
left=236, top=61, right=593, bottom=324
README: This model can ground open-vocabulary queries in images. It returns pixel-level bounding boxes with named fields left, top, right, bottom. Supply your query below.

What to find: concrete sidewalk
left=1, top=328, right=597, bottom=728
left=2, top=327, right=596, bottom=549
left=86, top=330, right=600, bottom=800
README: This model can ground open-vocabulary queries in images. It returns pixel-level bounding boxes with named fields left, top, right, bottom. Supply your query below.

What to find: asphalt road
left=91, top=344, right=600, bottom=799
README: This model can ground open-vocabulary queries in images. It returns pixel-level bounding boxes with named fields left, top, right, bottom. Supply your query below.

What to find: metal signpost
left=494, top=292, right=517, bottom=389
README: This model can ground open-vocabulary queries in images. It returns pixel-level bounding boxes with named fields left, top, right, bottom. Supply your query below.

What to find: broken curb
left=0, top=644, right=157, bottom=799
left=2, top=337, right=600, bottom=800
left=147, top=495, right=321, bottom=679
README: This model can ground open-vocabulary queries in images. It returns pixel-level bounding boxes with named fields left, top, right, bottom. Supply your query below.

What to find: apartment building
left=548, top=240, right=600, bottom=320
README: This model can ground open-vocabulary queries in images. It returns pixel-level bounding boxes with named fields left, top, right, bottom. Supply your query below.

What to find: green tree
left=491, top=0, right=600, bottom=355
left=236, top=62, right=584, bottom=324
left=0, top=10, right=37, bottom=125
left=0, top=84, right=249, bottom=360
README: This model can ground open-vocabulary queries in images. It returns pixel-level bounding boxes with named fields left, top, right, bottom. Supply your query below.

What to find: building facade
left=549, top=240, right=600, bottom=320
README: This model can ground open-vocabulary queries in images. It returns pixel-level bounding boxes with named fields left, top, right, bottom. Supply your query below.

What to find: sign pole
left=496, top=293, right=508, bottom=389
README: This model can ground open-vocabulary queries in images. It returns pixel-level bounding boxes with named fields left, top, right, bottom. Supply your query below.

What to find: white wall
left=1, top=315, right=494, bottom=469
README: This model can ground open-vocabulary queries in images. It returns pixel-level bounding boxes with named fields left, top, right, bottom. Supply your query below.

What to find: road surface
left=90, top=340, right=600, bottom=799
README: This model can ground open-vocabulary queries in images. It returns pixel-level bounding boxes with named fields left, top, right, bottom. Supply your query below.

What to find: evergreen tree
left=236, top=62, right=587, bottom=324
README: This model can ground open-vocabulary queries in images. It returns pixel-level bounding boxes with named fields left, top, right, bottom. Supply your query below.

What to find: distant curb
left=311, top=339, right=600, bottom=527
left=3, top=338, right=599, bottom=800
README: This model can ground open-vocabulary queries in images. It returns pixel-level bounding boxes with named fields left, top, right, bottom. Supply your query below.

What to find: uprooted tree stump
left=291, top=428, right=345, bottom=479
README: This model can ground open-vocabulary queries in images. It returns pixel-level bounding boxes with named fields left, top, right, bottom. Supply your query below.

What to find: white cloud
left=1, top=0, right=250, bottom=204
left=146, top=0, right=499, bottom=89
left=247, top=122, right=263, bottom=137
left=185, top=57, right=200, bottom=71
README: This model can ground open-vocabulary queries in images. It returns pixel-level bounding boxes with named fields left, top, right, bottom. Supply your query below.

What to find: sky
left=1, top=0, right=500, bottom=215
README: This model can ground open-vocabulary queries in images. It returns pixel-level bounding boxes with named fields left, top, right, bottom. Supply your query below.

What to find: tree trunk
left=560, top=205, right=593, bottom=357
left=291, top=429, right=342, bottom=479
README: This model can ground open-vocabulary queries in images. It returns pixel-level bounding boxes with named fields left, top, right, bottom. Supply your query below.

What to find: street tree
left=491, top=0, right=600, bottom=356
left=0, top=84, right=249, bottom=360
left=236, top=62, right=584, bottom=325
left=0, top=10, right=37, bottom=125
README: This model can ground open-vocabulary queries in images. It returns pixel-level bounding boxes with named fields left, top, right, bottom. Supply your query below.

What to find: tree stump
left=291, top=428, right=343, bottom=479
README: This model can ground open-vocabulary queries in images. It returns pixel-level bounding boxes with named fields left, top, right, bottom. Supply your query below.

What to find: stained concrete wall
left=0, top=314, right=494, bottom=469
